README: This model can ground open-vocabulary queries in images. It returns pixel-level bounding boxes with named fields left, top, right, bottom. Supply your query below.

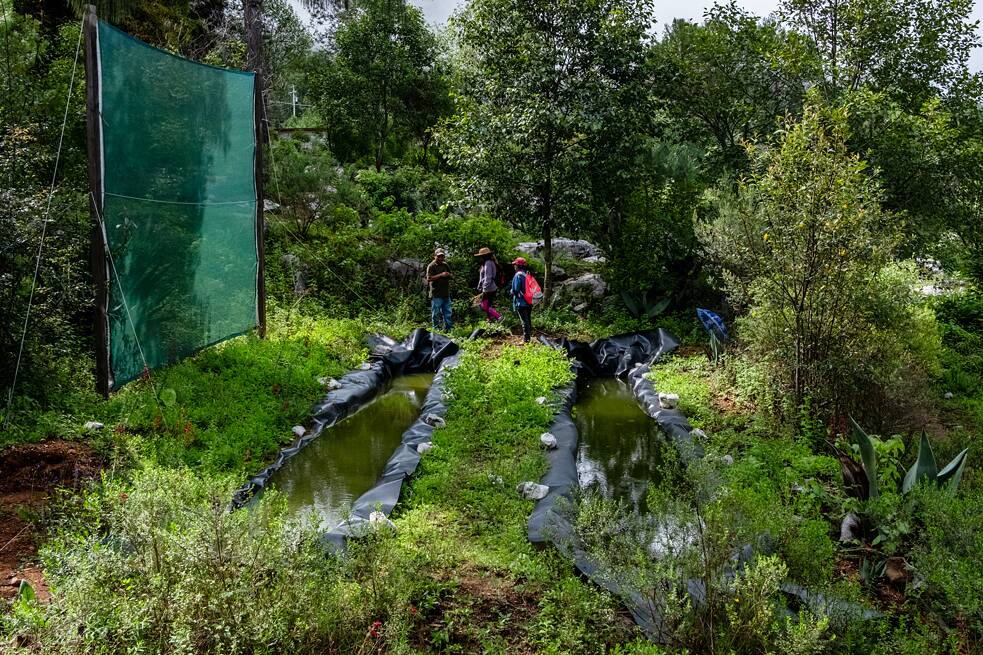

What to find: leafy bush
left=355, top=166, right=453, bottom=213
left=908, top=485, right=983, bottom=641
left=700, top=97, right=941, bottom=424
left=2, top=468, right=412, bottom=654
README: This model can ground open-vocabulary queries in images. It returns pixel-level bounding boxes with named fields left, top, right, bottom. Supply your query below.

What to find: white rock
left=319, top=377, right=343, bottom=390
left=291, top=425, right=306, bottom=438
left=658, top=393, right=679, bottom=409
left=359, top=363, right=373, bottom=371
left=944, top=391, right=954, bottom=399
left=83, top=421, right=104, bottom=431
left=721, top=455, right=734, bottom=466
left=416, top=442, right=434, bottom=455
left=516, top=481, right=550, bottom=500
left=840, top=513, right=862, bottom=542
left=423, top=413, right=446, bottom=428
left=516, top=238, right=602, bottom=261
left=488, top=474, right=504, bottom=486
left=690, top=428, right=707, bottom=441
left=369, top=511, right=397, bottom=531
left=553, top=273, right=608, bottom=306
left=540, top=432, right=558, bottom=449
left=535, top=396, right=548, bottom=405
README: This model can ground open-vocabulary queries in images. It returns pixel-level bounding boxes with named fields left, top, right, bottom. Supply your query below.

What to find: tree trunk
left=543, top=221, right=553, bottom=301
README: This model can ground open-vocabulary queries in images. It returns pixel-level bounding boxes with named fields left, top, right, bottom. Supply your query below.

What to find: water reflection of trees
left=270, top=375, right=432, bottom=529
left=99, top=22, right=256, bottom=387
left=575, top=378, right=667, bottom=514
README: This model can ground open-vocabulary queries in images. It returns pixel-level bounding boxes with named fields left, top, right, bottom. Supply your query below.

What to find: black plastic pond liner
left=529, top=331, right=692, bottom=639
left=531, top=331, right=878, bottom=641
left=541, top=329, right=680, bottom=379
left=320, top=351, right=459, bottom=548
left=230, top=329, right=458, bottom=510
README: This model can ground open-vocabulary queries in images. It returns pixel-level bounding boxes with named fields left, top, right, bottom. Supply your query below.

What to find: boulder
left=516, top=238, right=602, bottom=261
left=291, top=425, right=306, bottom=438
left=416, top=442, right=434, bottom=455
left=359, top=363, right=373, bottom=371
left=840, top=513, right=863, bottom=542
left=83, top=421, right=104, bottom=431
left=540, top=432, right=558, bottom=449
left=318, top=377, right=343, bottom=390
left=690, top=428, right=707, bottom=441
left=293, top=270, right=308, bottom=296
left=516, top=481, right=550, bottom=500
left=388, top=258, right=424, bottom=290
left=535, top=396, right=548, bottom=405
left=552, top=273, right=608, bottom=307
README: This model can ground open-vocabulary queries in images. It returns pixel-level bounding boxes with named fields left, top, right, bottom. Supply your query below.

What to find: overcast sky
left=291, top=0, right=983, bottom=72
left=405, top=0, right=983, bottom=72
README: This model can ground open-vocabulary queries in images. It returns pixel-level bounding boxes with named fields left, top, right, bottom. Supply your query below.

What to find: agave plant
left=845, top=418, right=969, bottom=498
left=620, top=290, right=669, bottom=321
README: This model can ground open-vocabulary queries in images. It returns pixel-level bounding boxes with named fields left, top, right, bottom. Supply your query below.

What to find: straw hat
left=474, top=247, right=493, bottom=257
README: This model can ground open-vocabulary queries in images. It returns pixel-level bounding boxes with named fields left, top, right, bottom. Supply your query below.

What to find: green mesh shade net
left=96, top=20, right=258, bottom=390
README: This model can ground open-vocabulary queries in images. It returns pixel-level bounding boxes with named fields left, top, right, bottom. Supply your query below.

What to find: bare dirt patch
left=0, top=440, right=101, bottom=602
left=414, top=567, right=541, bottom=653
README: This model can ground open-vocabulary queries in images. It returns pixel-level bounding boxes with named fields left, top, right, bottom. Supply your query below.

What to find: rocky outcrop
left=551, top=273, right=608, bottom=308
left=516, top=238, right=602, bottom=261
left=388, top=258, right=424, bottom=291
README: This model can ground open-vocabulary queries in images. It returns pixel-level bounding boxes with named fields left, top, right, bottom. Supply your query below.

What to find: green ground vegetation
left=2, top=0, right=983, bottom=652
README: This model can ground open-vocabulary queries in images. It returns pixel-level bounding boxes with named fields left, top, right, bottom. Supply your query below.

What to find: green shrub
left=700, top=97, right=942, bottom=425
left=2, top=468, right=412, bottom=654
left=908, top=484, right=983, bottom=641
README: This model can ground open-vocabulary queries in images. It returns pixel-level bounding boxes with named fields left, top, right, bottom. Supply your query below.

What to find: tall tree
left=651, top=2, right=818, bottom=174
left=314, top=0, right=439, bottom=171
left=440, top=0, right=654, bottom=298
left=780, top=0, right=980, bottom=103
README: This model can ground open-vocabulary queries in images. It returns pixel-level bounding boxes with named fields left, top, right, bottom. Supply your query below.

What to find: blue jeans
left=431, top=296, right=453, bottom=331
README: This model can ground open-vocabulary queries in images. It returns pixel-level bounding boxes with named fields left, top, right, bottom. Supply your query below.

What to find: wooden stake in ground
left=84, top=4, right=110, bottom=398
left=245, top=0, right=267, bottom=338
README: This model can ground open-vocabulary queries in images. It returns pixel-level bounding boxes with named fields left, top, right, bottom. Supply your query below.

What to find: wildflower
left=119, top=493, right=128, bottom=503
left=410, top=606, right=417, bottom=616
left=369, top=620, right=382, bottom=638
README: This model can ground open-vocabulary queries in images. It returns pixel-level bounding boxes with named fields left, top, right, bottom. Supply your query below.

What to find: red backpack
left=523, top=273, right=544, bottom=306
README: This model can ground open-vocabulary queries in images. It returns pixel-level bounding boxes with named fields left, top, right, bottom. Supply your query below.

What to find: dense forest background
left=3, top=0, right=983, bottom=652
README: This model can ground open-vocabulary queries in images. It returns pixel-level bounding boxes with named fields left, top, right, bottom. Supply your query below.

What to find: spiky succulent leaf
left=849, top=417, right=879, bottom=499
left=902, top=432, right=938, bottom=493
left=936, top=448, right=969, bottom=495
left=621, top=292, right=642, bottom=319
left=644, top=296, right=671, bottom=319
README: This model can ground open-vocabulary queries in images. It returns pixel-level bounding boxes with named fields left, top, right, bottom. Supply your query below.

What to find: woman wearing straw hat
left=474, top=247, right=503, bottom=322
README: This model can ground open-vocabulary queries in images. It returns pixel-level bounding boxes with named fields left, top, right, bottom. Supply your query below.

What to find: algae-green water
left=269, top=373, right=434, bottom=529
left=574, top=377, right=666, bottom=513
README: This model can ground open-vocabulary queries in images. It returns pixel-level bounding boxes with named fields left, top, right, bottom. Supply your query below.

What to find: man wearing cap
left=426, top=248, right=454, bottom=332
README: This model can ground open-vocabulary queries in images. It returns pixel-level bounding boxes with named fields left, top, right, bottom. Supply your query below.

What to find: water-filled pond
left=574, top=377, right=667, bottom=513
left=268, top=373, right=434, bottom=529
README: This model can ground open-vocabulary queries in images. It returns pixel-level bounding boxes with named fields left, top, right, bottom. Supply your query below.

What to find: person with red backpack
left=510, top=257, right=542, bottom=343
